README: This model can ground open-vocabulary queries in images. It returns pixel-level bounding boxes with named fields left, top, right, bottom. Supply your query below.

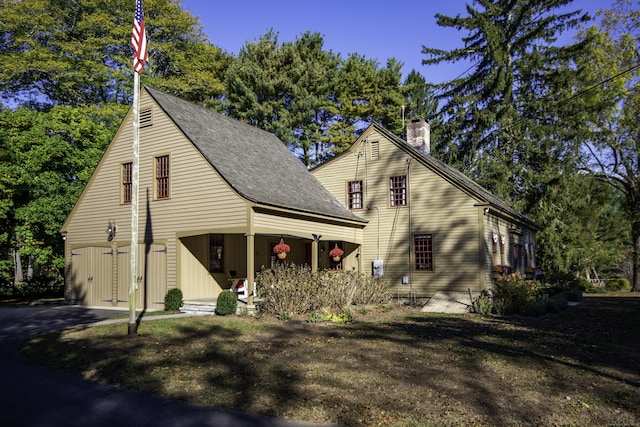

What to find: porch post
left=246, top=233, right=255, bottom=305
left=311, top=239, right=319, bottom=271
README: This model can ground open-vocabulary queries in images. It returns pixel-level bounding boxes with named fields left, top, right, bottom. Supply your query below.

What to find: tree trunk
left=13, top=248, right=23, bottom=285
left=633, top=218, right=640, bottom=292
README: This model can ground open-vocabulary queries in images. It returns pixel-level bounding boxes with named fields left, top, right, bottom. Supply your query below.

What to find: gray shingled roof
left=145, top=87, right=364, bottom=223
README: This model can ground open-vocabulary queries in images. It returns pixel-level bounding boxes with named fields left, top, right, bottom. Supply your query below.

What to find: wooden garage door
left=70, top=247, right=114, bottom=306
left=117, top=243, right=167, bottom=309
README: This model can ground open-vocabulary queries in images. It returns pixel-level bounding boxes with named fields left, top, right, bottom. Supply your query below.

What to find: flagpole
left=129, top=70, right=140, bottom=335
left=129, top=0, right=146, bottom=335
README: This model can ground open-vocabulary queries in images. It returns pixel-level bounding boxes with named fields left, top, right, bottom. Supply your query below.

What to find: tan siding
left=64, top=91, right=248, bottom=302
left=63, top=91, right=246, bottom=304
left=178, top=235, right=221, bottom=299
left=314, top=128, right=483, bottom=297
left=253, top=212, right=363, bottom=244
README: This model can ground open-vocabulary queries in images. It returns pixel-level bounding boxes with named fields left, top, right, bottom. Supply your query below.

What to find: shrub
left=493, top=298, right=509, bottom=315
left=523, top=297, right=548, bottom=317
left=351, top=274, right=392, bottom=306
left=164, top=288, right=183, bottom=311
left=547, top=292, right=569, bottom=313
left=493, top=274, right=537, bottom=314
left=473, top=290, right=494, bottom=315
left=565, top=288, right=583, bottom=302
left=215, top=290, right=237, bottom=315
left=278, top=311, right=291, bottom=320
left=3, top=276, right=64, bottom=300
left=257, top=263, right=317, bottom=315
left=547, top=271, right=581, bottom=289
left=257, top=264, right=391, bottom=317
left=306, top=311, right=324, bottom=323
left=606, top=278, right=631, bottom=292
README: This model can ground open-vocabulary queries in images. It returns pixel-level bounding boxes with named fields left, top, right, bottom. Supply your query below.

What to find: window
left=122, top=162, right=132, bottom=203
left=209, top=234, right=224, bottom=273
left=414, top=234, right=433, bottom=271
left=390, top=175, right=407, bottom=207
left=156, top=155, right=169, bottom=199
left=348, top=180, right=363, bottom=210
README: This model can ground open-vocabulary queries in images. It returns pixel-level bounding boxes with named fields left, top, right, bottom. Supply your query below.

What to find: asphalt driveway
left=0, top=305, right=335, bottom=427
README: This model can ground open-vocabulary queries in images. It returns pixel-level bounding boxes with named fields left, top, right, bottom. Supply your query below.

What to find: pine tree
left=422, top=0, right=591, bottom=202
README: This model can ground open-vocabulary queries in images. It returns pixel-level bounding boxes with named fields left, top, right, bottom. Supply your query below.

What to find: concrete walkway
left=0, top=304, right=337, bottom=427
left=421, top=291, right=475, bottom=314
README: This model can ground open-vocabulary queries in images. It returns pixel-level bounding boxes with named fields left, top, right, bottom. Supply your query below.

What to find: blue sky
left=180, top=0, right=607, bottom=83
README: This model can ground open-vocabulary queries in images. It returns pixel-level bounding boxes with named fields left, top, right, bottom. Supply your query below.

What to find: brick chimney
left=406, top=118, right=430, bottom=154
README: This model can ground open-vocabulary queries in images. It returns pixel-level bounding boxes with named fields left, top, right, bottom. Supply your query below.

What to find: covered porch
left=177, top=231, right=363, bottom=305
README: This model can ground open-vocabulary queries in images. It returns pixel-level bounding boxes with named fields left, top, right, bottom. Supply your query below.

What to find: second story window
left=156, top=155, right=169, bottom=199
left=348, top=180, right=363, bottom=210
left=390, top=175, right=407, bottom=207
left=122, top=162, right=132, bottom=203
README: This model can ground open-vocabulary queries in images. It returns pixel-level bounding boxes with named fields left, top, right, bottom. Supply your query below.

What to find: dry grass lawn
left=23, top=294, right=640, bottom=426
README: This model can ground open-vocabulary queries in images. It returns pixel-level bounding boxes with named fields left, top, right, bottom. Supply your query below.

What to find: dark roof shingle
left=145, top=87, right=364, bottom=223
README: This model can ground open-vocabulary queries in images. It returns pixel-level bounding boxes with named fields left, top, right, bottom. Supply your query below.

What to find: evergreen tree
left=401, top=70, right=441, bottom=142
left=422, top=0, right=591, bottom=201
left=421, top=0, right=602, bottom=277
left=225, top=31, right=405, bottom=167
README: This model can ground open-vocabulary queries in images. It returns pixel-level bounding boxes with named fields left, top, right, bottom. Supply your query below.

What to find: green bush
left=493, top=274, right=537, bottom=314
left=523, top=297, right=548, bottom=317
left=164, top=288, right=183, bottom=311
left=606, top=278, right=631, bottom=292
left=473, top=290, right=494, bottom=315
left=565, top=288, right=583, bottom=302
left=215, top=290, right=237, bottom=315
left=1, top=276, right=64, bottom=300
left=546, top=292, right=568, bottom=313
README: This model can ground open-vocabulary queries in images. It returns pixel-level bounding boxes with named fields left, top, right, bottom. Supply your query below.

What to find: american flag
left=131, top=0, right=148, bottom=74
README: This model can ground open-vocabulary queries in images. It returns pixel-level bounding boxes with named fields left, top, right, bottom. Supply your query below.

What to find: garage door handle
left=88, top=275, right=93, bottom=283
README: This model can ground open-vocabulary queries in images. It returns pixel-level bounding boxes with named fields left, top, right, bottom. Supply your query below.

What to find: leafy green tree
left=534, top=173, right=630, bottom=277
left=0, top=105, right=124, bottom=279
left=0, top=0, right=229, bottom=108
left=0, top=0, right=230, bottom=281
left=574, top=0, right=640, bottom=289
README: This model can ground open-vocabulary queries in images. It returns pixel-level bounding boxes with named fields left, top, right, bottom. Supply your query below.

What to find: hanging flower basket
left=273, top=239, right=290, bottom=260
left=329, top=244, right=344, bottom=261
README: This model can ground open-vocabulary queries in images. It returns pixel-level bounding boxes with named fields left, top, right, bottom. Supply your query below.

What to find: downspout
left=246, top=206, right=255, bottom=306
left=407, top=158, right=412, bottom=285
left=363, top=139, right=380, bottom=259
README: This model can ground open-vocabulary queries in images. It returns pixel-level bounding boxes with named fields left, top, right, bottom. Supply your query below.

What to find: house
left=62, top=88, right=536, bottom=310
left=311, top=119, right=538, bottom=298
left=61, top=86, right=366, bottom=309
